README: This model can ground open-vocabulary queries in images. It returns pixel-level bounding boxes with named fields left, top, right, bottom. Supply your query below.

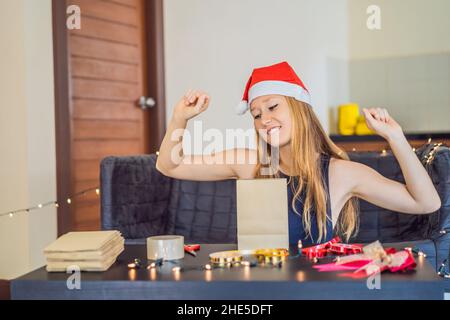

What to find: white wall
left=0, top=0, right=57, bottom=280
left=349, top=0, right=450, bottom=59
left=163, top=0, right=350, bottom=152
left=348, top=0, right=450, bottom=132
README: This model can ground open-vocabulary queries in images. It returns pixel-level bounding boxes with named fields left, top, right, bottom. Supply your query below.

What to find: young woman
left=156, top=61, right=441, bottom=246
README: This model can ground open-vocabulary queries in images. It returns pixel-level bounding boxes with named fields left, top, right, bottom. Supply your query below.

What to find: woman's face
left=250, top=94, right=292, bottom=147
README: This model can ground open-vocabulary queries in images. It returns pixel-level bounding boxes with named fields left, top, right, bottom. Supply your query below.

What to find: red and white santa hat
left=236, top=61, right=311, bottom=115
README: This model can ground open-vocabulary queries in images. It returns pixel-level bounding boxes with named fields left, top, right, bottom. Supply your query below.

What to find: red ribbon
left=383, top=250, right=416, bottom=273
left=329, top=243, right=363, bottom=255
left=301, top=237, right=341, bottom=258
left=300, top=238, right=374, bottom=258
left=184, top=244, right=201, bottom=251
left=184, top=244, right=201, bottom=256
left=313, top=249, right=417, bottom=277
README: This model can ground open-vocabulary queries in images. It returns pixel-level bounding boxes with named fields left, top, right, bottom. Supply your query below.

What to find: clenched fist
left=362, top=107, right=403, bottom=141
left=172, top=89, right=210, bottom=122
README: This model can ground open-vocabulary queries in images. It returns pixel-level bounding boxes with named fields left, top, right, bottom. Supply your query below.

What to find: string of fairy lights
left=0, top=140, right=445, bottom=220
left=0, top=187, right=100, bottom=219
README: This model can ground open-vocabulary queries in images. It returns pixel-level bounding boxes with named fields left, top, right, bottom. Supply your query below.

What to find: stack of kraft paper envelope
left=44, top=230, right=124, bottom=272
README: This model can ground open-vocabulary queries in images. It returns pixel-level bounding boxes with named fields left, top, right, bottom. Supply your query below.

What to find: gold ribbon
left=209, top=248, right=289, bottom=266
left=209, top=251, right=243, bottom=266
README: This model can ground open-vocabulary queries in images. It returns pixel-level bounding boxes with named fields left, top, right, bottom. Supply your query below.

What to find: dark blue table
left=11, top=243, right=445, bottom=300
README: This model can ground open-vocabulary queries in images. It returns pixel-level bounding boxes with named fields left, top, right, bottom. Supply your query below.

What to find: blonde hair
left=253, top=97, right=359, bottom=243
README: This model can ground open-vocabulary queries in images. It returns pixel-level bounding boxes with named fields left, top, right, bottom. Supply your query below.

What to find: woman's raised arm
left=156, top=90, right=256, bottom=181
left=347, top=108, right=441, bottom=214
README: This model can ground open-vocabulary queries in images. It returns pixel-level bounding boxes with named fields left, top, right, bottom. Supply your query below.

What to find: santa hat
left=236, top=61, right=311, bottom=115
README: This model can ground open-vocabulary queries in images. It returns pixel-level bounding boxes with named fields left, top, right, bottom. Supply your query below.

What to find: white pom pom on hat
left=236, top=100, right=249, bottom=115
left=237, top=61, right=311, bottom=115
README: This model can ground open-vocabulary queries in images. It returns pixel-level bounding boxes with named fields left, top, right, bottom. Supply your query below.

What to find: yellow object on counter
left=338, top=103, right=359, bottom=135
left=355, top=115, right=375, bottom=135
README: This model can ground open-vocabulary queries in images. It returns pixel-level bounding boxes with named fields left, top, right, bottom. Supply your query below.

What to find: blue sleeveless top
left=279, top=153, right=333, bottom=246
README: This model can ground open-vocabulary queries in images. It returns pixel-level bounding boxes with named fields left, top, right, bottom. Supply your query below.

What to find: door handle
left=138, top=96, right=156, bottom=110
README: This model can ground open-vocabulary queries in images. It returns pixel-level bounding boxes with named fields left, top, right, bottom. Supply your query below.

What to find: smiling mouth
left=267, top=126, right=281, bottom=136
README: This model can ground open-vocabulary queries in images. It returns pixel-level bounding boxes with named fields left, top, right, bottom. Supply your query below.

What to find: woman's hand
left=172, top=89, right=210, bottom=123
left=362, top=107, right=403, bottom=141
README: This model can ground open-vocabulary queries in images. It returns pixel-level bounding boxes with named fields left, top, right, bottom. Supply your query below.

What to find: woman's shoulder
left=328, top=156, right=374, bottom=193
left=329, top=156, right=369, bottom=173
left=329, top=156, right=356, bottom=174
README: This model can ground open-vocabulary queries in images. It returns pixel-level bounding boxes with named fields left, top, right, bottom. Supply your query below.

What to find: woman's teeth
left=268, top=127, right=281, bottom=135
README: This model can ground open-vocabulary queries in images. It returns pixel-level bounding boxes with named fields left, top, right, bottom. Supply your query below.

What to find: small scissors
left=184, top=244, right=201, bottom=257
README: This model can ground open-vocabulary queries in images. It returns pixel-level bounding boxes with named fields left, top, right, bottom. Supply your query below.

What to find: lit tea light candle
left=128, top=258, right=142, bottom=269
left=296, top=271, right=305, bottom=282
left=172, top=266, right=181, bottom=272
left=128, top=269, right=136, bottom=281
left=149, top=268, right=157, bottom=281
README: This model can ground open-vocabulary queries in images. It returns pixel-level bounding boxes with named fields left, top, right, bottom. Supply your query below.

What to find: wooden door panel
left=73, top=119, right=141, bottom=140
left=70, top=0, right=138, bottom=26
left=72, top=78, right=138, bottom=101
left=74, top=160, right=101, bottom=182
left=72, top=16, right=139, bottom=45
left=73, top=140, right=142, bottom=160
left=72, top=99, right=141, bottom=120
left=73, top=204, right=100, bottom=230
left=70, top=35, right=139, bottom=63
left=105, top=0, right=139, bottom=8
left=71, top=57, right=139, bottom=83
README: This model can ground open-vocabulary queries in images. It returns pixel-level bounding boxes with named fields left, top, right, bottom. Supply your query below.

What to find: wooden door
left=53, top=0, right=166, bottom=233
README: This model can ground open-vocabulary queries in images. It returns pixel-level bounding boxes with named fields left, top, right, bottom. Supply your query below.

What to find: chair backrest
left=100, top=155, right=173, bottom=241
left=167, top=179, right=237, bottom=243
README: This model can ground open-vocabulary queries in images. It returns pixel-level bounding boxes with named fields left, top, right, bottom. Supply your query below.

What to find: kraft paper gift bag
left=236, top=178, right=289, bottom=250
